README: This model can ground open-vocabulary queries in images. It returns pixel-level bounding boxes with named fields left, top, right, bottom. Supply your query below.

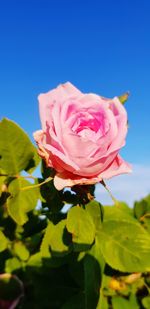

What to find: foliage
left=0, top=118, right=150, bottom=308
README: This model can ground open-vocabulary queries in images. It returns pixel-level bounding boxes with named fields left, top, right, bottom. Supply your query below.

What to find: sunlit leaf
left=5, top=257, right=22, bottom=273
left=112, top=295, right=139, bottom=309
left=41, top=220, right=70, bottom=257
left=97, top=217, right=150, bottom=272
left=50, top=220, right=70, bottom=255
left=7, top=178, right=39, bottom=225
left=66, top=206, right=95, bottom=247
left=85, top=200, right=103, bottom=229
left=40, top=222, right=55, bottom=257
left=13, top=241, right=30, bottom=261
left=142, top=296, right=150, bottom=309
left=0, top=231, right=8, bottom=252
left=0, top=118, right=38, bottom=174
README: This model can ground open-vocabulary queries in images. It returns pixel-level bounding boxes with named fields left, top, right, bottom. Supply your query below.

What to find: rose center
left=72, top=112, right=109, bottom=140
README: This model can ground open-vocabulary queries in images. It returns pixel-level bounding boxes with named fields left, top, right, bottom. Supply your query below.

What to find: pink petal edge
left=54, top=155, right=132, bottom=190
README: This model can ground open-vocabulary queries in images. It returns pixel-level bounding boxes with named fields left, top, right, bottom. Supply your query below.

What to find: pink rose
left=34, top=82, right=131, bottom=190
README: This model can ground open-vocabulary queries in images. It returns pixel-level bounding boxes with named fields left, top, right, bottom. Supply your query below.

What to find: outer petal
left=33, top=130, right=50, bottom=166
left=100, top=155, right=132, bottom=179
left=33, top=129, right=79, bottom=172
left=61, top=82, right=82, bottom=97
left=110, top=97, right=127, bottom=117
left=53, top=155, right=132, bottom=190
left=38, top=82, right=82, bottom=130
left=107, top=97, right=128, bottom=153
left=54, top=172, right=102, bottom=191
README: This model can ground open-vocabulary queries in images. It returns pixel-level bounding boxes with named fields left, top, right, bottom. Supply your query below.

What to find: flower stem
left=100, top=180, right=119, bottom=205
left=20, top=176, right=52, bottom=191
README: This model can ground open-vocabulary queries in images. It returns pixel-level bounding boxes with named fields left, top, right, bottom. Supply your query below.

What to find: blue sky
left=0, top=0, right=150, bottom=204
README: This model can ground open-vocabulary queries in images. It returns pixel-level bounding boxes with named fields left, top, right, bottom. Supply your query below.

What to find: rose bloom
left=34, top=82, right=131, bottom=190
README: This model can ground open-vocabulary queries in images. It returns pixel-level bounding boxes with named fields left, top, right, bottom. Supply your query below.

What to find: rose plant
left=0, top=84, right=150, bottom=308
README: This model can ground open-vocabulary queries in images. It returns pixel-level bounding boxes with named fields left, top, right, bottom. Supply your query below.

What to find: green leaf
left=13, top=241, right=30, bottom=261
left=0, top=118, right=38, bottom=174
left=0, top=176, right=6, bottom=196
left=40, top=222, right=55, bottom=257
left=41, top=220, right=70, bottom=257
left=0, top=231, right=8, bottom=252
left=88, top=240, right=106, bottom=309
left=97, top=218, right=150, bottom=272
left=66, top=206, right=95, bottom=248
left=118, top=92, right=130, bottom=104
left=25, top=149, right=40, bottom=174
left=142, top=218, right=150, bottom=234
left=115, top=201, right=133, bottom=215
left=142, top=296, right=150, bottom=309
left=50, top=220, right=70, bottom=255
left=134, top=196, right=150, bottom=233
left=112, top=295, right=139, bottom=309
left=104, top=204, right=134, bottom=222
left=7, top=178, right=39, bottom=225
left=84, top=253, right=101, bottom=309
left=85, top=200, right=103, bottom=229
left=27, top=252, right=42, bottom=268
left=134, top=195, right=150, bottom=219
left=96, top=294, right=108, bottom=309
left=5, top=257, right=22, bottom=273
left=68, top=256, right=84, bottom=288
left=62, top=293, right=84, bottom=309
left=88, top=238, right=105, bottom=279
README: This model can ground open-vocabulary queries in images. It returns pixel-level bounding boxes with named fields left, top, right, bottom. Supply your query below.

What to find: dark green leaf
left=62, top=293, right=84, bottom=309
left=84, top=254, right=101, bottom=309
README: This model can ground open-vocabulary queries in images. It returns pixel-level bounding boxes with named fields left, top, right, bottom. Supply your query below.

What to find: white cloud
left=95, top=164, right=150, bottom=207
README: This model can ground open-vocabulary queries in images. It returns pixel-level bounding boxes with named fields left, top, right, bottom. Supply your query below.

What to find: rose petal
left=60, top=82, right=82, bottom=97
left=54, top=172, right=102, bottom=190
left=100, top=154, right=132, bottom=179
left=38, top=82, right=82, bottom=130
left=107, top=97, right=128, bottom=153
left=33, top=130, right=51, bottom=166
left=53, top=155, right=132, bottom=190
left=33, top=129, right=80, bottom=172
